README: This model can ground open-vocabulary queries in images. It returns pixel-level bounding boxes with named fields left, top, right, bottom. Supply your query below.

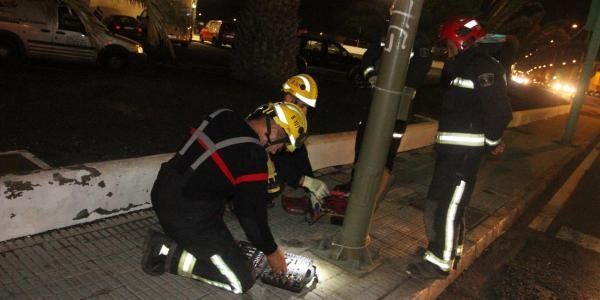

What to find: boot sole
left=141, top=230, right=167, bottom=276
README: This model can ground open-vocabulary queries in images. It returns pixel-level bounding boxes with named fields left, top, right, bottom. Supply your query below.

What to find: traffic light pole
left=562, top=0, right=600, bottom=143
left=326, top=0, right=424, bottom=270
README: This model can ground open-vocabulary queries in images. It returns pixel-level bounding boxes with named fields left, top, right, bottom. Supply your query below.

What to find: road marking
left=555, top=226, right=600, bottom=254
left=528, top=140, right=600, bottom=232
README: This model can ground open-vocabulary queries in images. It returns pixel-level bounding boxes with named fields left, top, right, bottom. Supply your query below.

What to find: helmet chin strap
left=263, top=117, right=288, bottom=149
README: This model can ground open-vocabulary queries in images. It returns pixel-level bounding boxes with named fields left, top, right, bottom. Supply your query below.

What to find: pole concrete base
left=313, top=234, right=383, bottom=274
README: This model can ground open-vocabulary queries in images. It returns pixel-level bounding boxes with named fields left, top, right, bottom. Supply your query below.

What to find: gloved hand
left=490, top=142, right=506, bottom=156
left=266, top=247, right=287, bottom=274
left=308, top=194, right=324, bottom=224
left=367, top=75, right=378, bottom=88
left=309, top=194, right=322, bottom=213
left=301, top=176, right=330, bottom=200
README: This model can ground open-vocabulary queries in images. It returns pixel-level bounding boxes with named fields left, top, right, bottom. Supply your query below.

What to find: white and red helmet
left=439, top=17, right=487, bottom=51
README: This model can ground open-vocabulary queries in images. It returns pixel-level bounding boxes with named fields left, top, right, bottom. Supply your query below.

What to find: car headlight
left=136, top=45, right=144, bottom=54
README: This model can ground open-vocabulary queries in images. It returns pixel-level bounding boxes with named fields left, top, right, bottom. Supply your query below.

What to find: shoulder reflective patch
left=478, top=73, right=495, bottom=88
left=450, top=77, right=475, bottom=89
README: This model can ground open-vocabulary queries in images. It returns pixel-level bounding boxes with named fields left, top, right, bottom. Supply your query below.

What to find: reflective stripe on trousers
left=177, top=250, right=243, bottom=294
left=424, top=179, right=466, bottom=272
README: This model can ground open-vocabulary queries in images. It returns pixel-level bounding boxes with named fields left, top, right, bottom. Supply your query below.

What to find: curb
left=0, top=121, right=437, bottom=242
left=0, top=106, right=571, bottom=242
left=508, top=105, right=570, bottom=128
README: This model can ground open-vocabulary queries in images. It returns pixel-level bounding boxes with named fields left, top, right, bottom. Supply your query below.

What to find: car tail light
left=115, top=25, right=121, bottom=30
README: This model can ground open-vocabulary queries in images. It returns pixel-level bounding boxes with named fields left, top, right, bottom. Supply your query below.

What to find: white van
left=0, top=0, right=146, bottom=68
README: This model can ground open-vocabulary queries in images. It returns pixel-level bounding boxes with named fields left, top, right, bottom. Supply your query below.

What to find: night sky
left=540, top=0, right=591, bottom=25
left=196, top=0, right=594, bottom=31
left=195, top=0, right=353, bottom=27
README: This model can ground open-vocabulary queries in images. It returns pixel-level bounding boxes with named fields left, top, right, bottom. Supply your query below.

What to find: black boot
left=141, top=230, right=173, bottom=276
left=406, top=260, right=449, bottom=281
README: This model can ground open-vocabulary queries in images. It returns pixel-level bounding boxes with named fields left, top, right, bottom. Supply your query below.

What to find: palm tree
left=62, top=0, right=187, bottom=61
left=337, top=1, right=388, bottom=43
left=231, top=0, right=301, bottom=86
left=481, top=0, right=545, bottom=47
left=131, top=0, right=189, bottom=61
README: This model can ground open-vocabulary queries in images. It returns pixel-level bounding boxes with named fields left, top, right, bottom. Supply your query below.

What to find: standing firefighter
left=406, top=17, right=512, bottom=280
left=141, top=103, right=308, bottom=293
left=268, top=74, right=329, bottom=216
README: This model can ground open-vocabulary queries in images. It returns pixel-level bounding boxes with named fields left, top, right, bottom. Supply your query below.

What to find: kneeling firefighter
left=142, top=102, right=308, bottom=294
left=263, top=74, right=330, bottom=219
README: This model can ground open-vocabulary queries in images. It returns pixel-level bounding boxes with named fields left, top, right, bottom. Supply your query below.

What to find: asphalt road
left=441, top=97, right=600, bottom=299
left=0, top=42, right=570, bottom=167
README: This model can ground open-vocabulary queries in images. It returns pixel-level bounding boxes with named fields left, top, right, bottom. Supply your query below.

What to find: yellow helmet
left=282, top=74, right=318, bottom=108
left=261, top=102, right=308, bottom=152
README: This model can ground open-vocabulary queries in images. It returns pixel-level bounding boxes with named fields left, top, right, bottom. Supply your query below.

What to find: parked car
left=102, top=15, right=143, bottom=42
left=137, top=8, right=193, bottom=47
left=213, top=21, right=236, bottom=47
left=199, top=19, right=222, bottom=44
left=297, top=34, right=360, bottom=75
left=0, top=0, right=146, bottom=69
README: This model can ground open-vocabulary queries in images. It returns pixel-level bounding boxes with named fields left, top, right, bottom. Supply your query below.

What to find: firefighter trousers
left=423, top=149, right=484, bottom=271
left=151, top=163, right=255, bottom=293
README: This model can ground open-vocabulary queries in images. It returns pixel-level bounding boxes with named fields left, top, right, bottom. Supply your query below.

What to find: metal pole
left=561, top=6, right=600, bottom=143
left=328, top=0, right=424, bottom=269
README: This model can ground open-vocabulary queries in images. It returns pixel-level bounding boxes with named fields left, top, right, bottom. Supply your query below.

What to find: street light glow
left=572, top=24, right=578, bottom=29
left=572, top=59, right=577, bottom=63
left=511, top=75, right=531, bottom=85
left=562, top=62, right=567, bottom=65
left=550, top=40, right=554, bottom=43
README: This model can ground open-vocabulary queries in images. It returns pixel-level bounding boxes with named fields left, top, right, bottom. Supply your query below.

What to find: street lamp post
left=322, top=0, right=424, bottom=271
left=562, top=1, right=600, bottom=143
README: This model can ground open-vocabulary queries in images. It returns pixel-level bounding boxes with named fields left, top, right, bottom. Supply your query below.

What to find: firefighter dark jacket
left=153, top=110, right=278, bottom=255
left=436, top=45, right=513, bottom=152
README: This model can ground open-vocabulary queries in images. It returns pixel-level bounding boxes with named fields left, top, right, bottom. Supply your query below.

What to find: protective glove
left=490, top=142, right=506, bottom=156
left=301, top=176, right=330, bottom=200
left=308, top=194, right=324, bottom=224
left=367, top=75, right=378, bottom=88
left=266, top=247, right=287, bottom=274
left=309, top=194, right=322, bottom=212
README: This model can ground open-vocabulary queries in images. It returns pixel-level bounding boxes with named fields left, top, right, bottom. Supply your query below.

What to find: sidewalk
left=1, top=112, right=598, bottom=299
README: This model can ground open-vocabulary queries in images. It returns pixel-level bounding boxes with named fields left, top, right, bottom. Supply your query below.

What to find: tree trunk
left=232, top=0, right=301, bottom=86
left=147, top=1, right=175, bottom=63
